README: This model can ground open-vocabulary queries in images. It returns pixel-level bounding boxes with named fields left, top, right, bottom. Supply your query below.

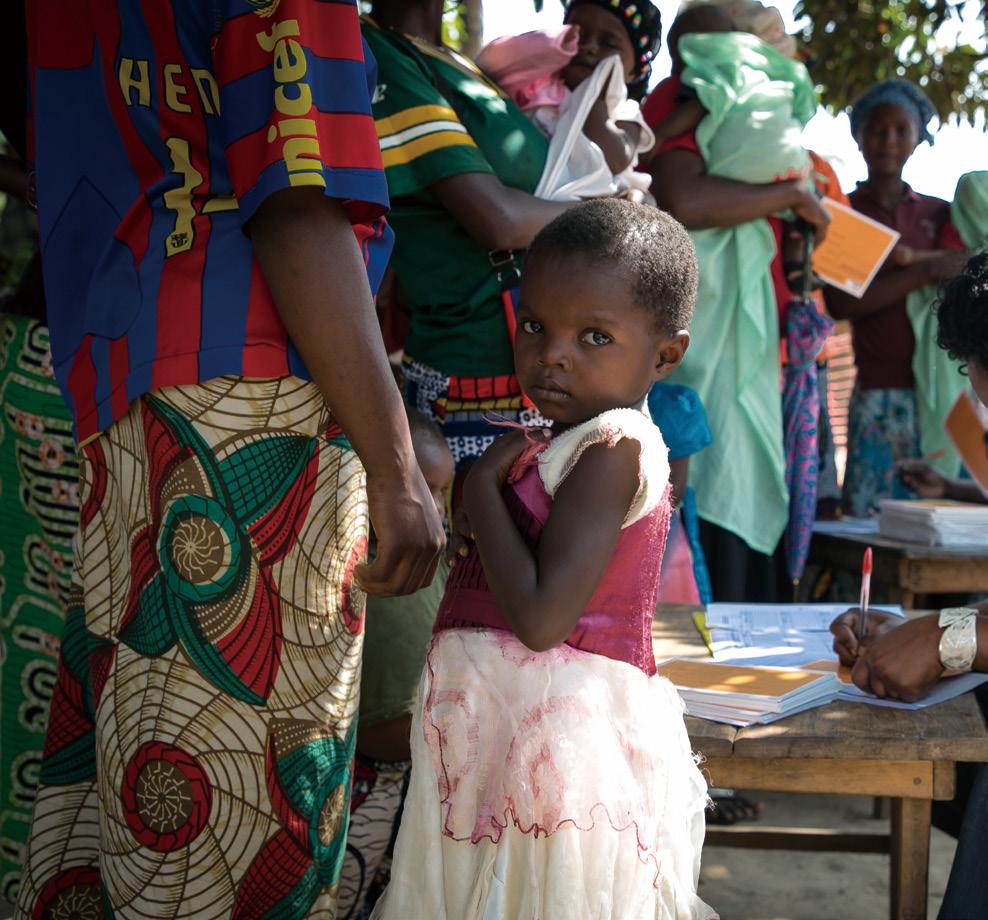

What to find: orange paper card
left=657, top=659, right=824, bottom=698
left=811, top=197, right=900, bottom=297
left=803, top=659, right=854, bottom=684
left=945, top=391, right=988, bottom=493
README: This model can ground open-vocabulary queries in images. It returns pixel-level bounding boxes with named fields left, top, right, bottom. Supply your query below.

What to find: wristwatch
left=938, top=607, right=979, bottom=673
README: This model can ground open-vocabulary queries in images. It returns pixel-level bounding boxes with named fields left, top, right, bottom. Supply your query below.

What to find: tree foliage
left=795, top=0, right=987, bottom=127
left=442, top=0, right=483, bottom=55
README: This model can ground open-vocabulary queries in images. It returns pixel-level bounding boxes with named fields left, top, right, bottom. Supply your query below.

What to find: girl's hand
left=469, top=428, right=550, bottom=489
left=891, top=243, right=917, bottom=267
left=829, top=608, right=900, bottom=666
left=925, top=249, right=968, bottom=283
left=448, top=506, right=474, bottom=563
left=897, top=459, right=947, bottom=498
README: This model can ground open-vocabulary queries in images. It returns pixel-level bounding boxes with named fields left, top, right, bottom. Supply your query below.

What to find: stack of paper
left=657, top=658, right=841, bottom=727
left=879, top=499, right=988, bottom=547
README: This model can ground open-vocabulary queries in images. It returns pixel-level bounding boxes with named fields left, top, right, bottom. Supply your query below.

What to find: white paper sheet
left=704, top=604, right=904, bottom=668
left=838, top=672, right=988, bottom=710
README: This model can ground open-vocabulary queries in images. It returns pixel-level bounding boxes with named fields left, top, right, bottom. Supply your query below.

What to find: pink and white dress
left=371, top=409, right=717, bottom=920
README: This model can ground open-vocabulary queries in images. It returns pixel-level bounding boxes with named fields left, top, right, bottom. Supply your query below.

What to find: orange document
left=811, top=197, right=900, bottom=297
left=803, top=659, right=854, bottom=684
left=657, top=658, right=825, bottom=698
left=945, top=391, right=988, bottom=493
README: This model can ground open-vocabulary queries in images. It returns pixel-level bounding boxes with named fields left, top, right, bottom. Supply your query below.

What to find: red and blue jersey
left=27, top=0, right=392, bottom=443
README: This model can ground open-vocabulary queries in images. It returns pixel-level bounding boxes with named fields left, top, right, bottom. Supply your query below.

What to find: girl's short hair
left=936, top=250, right=988, bottom=370
left=527, top=198, right=698, bottom=334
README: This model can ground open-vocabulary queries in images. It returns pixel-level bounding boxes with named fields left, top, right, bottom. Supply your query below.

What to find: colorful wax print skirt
left=0, top=316, right=78, bottom=908
left=371, top=630, right=717, bottom=920
left=842, top=386, right=919, bottom=518
left=16, top=377, right=369, bottom=919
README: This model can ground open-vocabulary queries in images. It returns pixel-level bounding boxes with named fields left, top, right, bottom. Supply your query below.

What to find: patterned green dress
left=0, top=315, right=77, bottom=907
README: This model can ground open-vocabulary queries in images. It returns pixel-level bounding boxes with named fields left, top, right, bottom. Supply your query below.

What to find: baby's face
left=561, top=5, right=636, bottom=89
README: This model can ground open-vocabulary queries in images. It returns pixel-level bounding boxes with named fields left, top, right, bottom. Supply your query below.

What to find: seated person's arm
left=831, top=605, right=988, bottom=702
left=897, top=460, right=988, bottom=505
left=582, top=94, right=642, bottom=175
left=826, top=250, right=969, bottom=321
left=651, top=148, right=830, bottom=241
left=431, top=173, right=573, bottom=253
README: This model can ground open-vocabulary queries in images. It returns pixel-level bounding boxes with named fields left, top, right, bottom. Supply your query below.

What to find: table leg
left=890, top=797, right=931, bottom=920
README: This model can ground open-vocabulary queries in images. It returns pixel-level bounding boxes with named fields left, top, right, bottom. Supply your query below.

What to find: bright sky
left=483, top=0, right=988, bottom=200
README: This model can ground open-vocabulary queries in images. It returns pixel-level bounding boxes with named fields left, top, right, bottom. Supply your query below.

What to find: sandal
left=705, top=790, right=762, bottom=826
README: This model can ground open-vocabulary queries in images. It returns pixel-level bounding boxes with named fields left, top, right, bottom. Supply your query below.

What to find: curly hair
left=526, top=198, right=698, bottom=335
left=936, top=250, right=988, bottom=371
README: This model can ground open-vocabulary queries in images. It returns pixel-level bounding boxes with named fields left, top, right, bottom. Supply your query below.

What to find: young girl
left=477, top=0, right=661, bottom=200
left=371, top=200, right=716, bottom=919
left=827, top=80, right=968, bottom=517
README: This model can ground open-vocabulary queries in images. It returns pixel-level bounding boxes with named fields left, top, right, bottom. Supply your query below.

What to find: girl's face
left=859, top=103, right=919, bottom=179
left=561, top=4, right=637, bottom=89
left=514, top=254, right=687, bottom=428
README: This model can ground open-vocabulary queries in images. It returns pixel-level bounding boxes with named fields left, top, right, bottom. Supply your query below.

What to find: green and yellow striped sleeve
left=362, top=20, right=493, bottom=197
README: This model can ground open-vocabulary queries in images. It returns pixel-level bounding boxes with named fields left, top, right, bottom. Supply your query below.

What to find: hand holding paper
left=811, top=197, right=900, bottom=297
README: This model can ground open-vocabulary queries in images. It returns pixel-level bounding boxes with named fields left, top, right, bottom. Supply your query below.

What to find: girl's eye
left=581, top=330, right=612, bottom=346
left=521, top=320, right=543, bottom=335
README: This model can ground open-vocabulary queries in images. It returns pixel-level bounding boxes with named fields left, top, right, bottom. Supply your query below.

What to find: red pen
left=856, top=547, right=872, bottom=641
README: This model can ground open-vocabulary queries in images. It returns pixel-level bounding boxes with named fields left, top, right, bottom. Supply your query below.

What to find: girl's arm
left=582, top=94, right=643, bottom=174
left=825, top=250, right=968, bottom=321
left=463, top=435, right=641, bottom=652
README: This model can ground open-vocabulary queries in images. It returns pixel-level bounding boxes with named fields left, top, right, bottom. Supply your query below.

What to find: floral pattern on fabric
left=842, top=386, right=919, bottom=518
left=17, top=378, right=368, bottom=920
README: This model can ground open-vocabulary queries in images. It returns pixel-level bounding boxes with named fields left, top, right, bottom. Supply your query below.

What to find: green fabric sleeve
left=362, top=22, right=494, bottom=199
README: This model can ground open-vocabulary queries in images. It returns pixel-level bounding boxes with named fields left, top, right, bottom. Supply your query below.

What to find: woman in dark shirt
left=826, top=80, right=966, bottom=517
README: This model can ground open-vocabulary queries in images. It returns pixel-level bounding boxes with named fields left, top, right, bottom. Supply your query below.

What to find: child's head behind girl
left=516, top=198, right=697, bottom=430
left=561, top=0, right=662, bottom=93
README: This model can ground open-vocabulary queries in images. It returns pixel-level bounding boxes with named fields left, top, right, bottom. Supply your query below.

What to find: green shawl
left=670, top=32, right=815, bottom=554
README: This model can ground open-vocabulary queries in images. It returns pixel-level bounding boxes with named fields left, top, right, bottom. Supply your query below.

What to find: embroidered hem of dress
left=421, top=630, right=675, bottom=890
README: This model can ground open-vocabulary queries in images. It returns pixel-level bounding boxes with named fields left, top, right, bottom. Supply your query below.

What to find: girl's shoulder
left=538, top=407, right=670, bottom=526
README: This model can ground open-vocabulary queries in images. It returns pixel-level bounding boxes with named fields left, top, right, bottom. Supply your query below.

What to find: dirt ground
left=0, top=791, right=954, bottom=920
left=698, top=790, right=956, bottom=920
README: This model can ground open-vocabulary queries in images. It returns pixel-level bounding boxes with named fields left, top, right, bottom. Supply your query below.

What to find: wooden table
left=653, top=606, right=988, bottom=920
left=808, top=521, right=988, bottom=607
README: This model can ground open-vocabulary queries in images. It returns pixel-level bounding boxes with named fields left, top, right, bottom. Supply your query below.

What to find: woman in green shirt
left=363, top=1, right=572, bottom=495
